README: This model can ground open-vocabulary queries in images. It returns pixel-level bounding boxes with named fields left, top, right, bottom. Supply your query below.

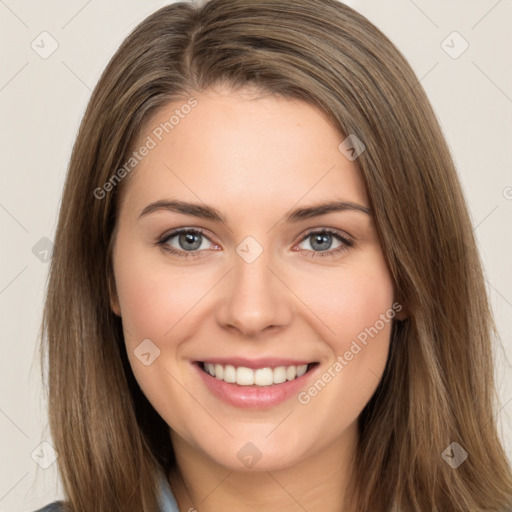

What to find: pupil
left=180, top=232, right=201, bottom=250
left=312, top=233, right=331, bottom=251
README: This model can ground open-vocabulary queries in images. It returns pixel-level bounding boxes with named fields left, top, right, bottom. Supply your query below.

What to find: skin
left=110, top=83, right=402, bottom=512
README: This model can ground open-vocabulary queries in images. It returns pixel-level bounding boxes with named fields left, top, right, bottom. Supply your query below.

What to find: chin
left=196, top=429, right=313, bottom=472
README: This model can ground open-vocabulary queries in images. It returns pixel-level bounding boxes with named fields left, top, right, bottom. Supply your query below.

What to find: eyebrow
left=138, top=199, right=371, bottom=224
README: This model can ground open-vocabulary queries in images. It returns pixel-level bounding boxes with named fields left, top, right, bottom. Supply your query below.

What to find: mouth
left=192, top=358, right=321, bottom=409
left=195, top=360, right=320, bottom=386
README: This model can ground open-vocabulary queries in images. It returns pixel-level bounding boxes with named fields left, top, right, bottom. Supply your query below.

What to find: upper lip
left=194, top=357, right=317, bottom=369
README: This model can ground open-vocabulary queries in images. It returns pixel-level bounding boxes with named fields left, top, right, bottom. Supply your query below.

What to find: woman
left=35, top=0, right=512, bottom=510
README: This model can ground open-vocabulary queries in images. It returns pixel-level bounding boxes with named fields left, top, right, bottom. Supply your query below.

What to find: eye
left=156, top=228, right=217, bottom=258
left=155, top=227, right=354, bottom=260
left=296, top=229, right=353, bottom=259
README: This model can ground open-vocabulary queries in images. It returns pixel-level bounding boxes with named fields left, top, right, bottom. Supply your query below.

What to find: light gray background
left=0, top=1, right=511, bottom=510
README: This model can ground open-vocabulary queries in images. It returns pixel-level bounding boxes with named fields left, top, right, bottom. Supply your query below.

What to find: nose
left=215, top=246, right=293, bottom=338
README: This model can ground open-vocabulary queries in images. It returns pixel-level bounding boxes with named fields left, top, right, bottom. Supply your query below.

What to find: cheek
left=297, top=251, right=395, bottom=381
left=303, top=252, right=394, bottom=334
left=291, top=254, right=395, bottom=431
left=113, top=248, right=209, bottom=345
left=112, top=245, right=206, bottom=420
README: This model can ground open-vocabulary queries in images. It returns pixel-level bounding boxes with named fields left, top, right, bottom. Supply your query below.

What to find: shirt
left=32, top=467, right=180, bottom=512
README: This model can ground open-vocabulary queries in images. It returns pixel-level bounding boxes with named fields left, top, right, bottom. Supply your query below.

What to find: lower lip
left=193, top=362, right=318, bottom=409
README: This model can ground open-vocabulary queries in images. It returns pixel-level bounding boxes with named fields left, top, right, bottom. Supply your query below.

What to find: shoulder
left=31, top=501, right=65, bottom=512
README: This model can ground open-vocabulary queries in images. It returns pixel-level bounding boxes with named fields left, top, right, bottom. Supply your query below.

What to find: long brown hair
left=39, top=0, right=512, bottom=510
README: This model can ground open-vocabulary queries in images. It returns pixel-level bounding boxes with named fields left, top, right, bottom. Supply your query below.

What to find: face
left=110, top=83, right=400, bottom=472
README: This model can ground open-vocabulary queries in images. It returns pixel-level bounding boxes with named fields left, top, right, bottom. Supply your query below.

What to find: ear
left=108, top=272, right=121, bottom=317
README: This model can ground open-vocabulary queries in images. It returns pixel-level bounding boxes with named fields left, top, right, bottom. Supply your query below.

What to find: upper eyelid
left=300, top=226, right=352, bottom=241
left=159, top=227, right=215, bottom=245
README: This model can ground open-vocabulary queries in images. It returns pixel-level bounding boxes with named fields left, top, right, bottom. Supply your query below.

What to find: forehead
left=119, top=86, right=368, bottom=220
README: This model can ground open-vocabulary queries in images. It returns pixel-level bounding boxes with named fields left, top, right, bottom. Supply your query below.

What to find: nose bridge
left=216, top=237, right=292, bottom=336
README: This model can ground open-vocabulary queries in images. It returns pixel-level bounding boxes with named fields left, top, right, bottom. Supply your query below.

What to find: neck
left=168, top=422, right=359, bottom=512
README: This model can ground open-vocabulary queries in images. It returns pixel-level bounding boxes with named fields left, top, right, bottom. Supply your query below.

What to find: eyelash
left=155, top=227, right=354, bottom=260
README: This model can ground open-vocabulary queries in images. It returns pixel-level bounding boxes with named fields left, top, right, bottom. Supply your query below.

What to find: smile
left=193, top=359, right=320, bottom=409
left=199, top=361, right=316, bottom=386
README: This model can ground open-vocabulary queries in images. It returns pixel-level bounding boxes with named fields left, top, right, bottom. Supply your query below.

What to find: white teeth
left=214, top=364, right=224, bottom=380
left=236, top=366, right=254, bottom=385
left=286, top=366, right=296, bottom=380
left=273, top=366, right=287, bottom=384
left=296, top=364, right=308, bottom=377
left=202, top=362, right=312, bottom=386
left=223, top=364, right=236, bottom=383
left=254, top=367, right=273, bottom=386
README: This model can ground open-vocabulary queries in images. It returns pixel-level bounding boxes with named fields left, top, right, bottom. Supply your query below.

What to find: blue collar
left=156, top=467, right=181, bottom=511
